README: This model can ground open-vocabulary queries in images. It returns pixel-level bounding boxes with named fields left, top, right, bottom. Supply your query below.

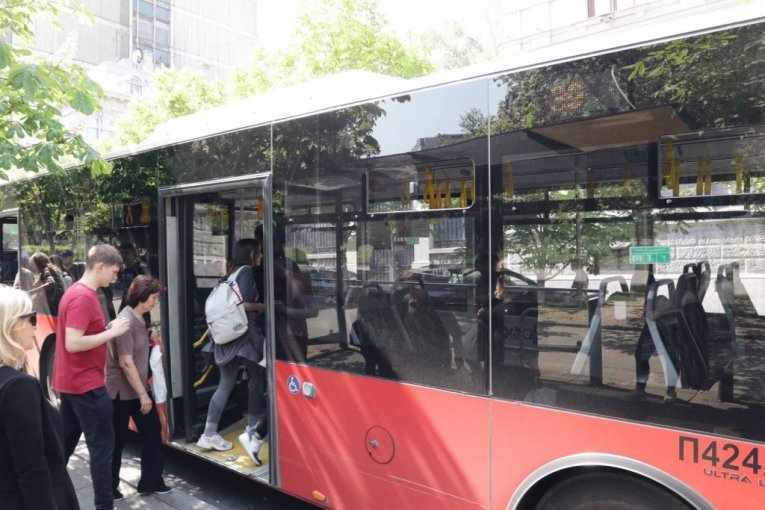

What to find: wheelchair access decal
left=287, top=375, right=301, bottom=395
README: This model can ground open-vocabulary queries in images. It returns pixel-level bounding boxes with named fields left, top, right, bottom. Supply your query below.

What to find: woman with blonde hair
left=0, top=285, right=79, bottom=509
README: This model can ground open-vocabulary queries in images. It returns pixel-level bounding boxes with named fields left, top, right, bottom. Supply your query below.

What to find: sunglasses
left=18, top=311, right=37, bottom=327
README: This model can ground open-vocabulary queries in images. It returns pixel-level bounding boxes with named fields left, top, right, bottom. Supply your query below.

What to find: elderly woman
left=0, top=285, right=79, bottom=509
left=105, top=275, right=171, bottom=498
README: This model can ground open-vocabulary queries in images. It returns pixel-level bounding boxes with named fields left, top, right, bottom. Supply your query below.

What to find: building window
left=137, top=20, right=153, bottom=41
left=129, top=76, right=143, bottom=96
left=156, top=5, right=170, bottom=23
left=137, top=43, right=153, bottom=63
left=138, top=0, right=153, bottom=18
left=155, top=49, right=170, bottom=67
left=155, top=26, right=169, bottom=47
left=588, top=0, right=616, bottom=17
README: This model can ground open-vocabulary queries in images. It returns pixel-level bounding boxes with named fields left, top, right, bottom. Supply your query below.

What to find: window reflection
left=490, top=22, right=765, bottom=443
left=14, top=159, right=164, bottom=326
left=273, top=81, right=490, bottom=392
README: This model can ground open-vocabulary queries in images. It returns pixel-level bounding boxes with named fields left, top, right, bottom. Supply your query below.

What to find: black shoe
left=154, top=485, right=172, bottom=495
left=113, top=489, right=124, bottom=501
left=138, top=484, right=172, bottom=495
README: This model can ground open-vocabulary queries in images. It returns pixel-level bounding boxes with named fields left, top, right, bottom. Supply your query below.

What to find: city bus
left=6, top=5, right=765, bottom=509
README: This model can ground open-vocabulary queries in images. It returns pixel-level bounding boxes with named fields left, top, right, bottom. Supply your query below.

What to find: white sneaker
left=196, top=433, right=233, bottom=451
left=238, top=426, right=266, bottom=466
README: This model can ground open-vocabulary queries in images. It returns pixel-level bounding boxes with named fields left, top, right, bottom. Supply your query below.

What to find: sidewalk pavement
left=69, top=438, right=219, bottom=510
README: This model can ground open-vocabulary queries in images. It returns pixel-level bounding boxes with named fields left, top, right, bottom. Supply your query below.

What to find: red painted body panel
left=276, top=362, right=491, bottom=510
left=490, top=403, right=758, bottom=510
left=277, top=361, right=762, bottom=510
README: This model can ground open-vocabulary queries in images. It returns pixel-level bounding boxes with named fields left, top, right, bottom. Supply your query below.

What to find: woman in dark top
left=197, top=239, right=267, bottom=466
left=0, top=285, right=79, bottom=510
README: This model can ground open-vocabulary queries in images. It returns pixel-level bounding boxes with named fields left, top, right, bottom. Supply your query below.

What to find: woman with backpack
left=29, top=252, right=66, bottom=316
left=197, top=239, right=267, bottom=463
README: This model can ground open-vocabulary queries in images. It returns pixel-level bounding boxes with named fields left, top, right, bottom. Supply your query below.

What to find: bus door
left=0, top=213, right=19, bottom=286
left=159, top=174, right=274, bottom=484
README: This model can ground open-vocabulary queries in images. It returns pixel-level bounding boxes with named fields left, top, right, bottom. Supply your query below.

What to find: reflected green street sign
left=629, top=246, right=670, bottom=264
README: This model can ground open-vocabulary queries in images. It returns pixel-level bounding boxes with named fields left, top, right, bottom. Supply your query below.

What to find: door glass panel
left=1, top=221, right=18, bottom=285
left=181, top=183, right=271, bottom=480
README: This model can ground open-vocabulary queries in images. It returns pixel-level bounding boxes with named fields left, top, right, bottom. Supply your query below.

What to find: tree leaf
left=0, top=42, right=13, bottom=70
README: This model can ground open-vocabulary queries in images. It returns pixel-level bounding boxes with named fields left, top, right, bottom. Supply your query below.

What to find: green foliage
left=281, top=0, right=432, bottom=81
left=15, top=158, right=173, bottom=253
left=0, top=0, right=106, bottom=178
left=226, top=46, right=274, bottom=99
left=410, top=24, right=487, bottom=71
left=501, top=183, right=633, bottom=283
left=463, top=25, right=765, bottom=140
left=625, top=26, right=765, bottom=127
left=459, top=25, right=765, bottom=281
left=108, top=69, right=226, bottom=147
left=105, top=0, right=432, bottom=151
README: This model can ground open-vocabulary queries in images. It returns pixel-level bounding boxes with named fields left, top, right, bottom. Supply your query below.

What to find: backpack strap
left=226, top=266, right=246, bottom=283
left=225, top=266, right=246, bottom=303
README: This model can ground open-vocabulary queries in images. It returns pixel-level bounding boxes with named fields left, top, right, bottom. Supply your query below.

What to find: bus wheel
left=534, top=472, right=691, bottom=510
left=39, top=339, right=61, bottom=409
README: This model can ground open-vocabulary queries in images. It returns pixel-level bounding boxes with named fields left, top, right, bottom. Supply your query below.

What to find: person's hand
left=109, top=317, right=131, bottom=337
left=139, top=393, right=152, bottom=415
left=253, top=303, right=265, bottom=314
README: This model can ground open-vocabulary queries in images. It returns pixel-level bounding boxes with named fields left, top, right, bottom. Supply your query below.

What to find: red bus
left=10, top=7, right=765, bottom=509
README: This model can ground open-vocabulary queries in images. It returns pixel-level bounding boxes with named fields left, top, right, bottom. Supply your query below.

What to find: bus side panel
left=275, top=362, right=490, bottom=510
left=490, top=402, right=759, bottom=509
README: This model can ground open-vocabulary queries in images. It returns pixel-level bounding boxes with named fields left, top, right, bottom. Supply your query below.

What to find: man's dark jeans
left=61, top=388, right=114, bottom=510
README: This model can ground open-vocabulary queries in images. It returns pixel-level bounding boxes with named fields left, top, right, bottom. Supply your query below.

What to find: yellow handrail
left=193, top=328, right=214, bottom=388
left=193, top=328, right=209, bottom=349
left=194, top=365, right=214, bottom=388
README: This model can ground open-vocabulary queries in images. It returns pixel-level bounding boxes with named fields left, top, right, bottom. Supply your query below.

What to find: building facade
left=9, top=0, right=259, bottom=145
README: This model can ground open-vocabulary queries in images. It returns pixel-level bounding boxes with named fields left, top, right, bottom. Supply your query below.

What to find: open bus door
left=159, top=174, right=275, bottom=485
left=0, top=213, right=19, bottom=286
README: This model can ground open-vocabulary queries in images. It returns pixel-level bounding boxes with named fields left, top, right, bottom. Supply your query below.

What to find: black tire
left=39, top=338, right=61, bottom=409
left=535, top=472, right=691, bottom=510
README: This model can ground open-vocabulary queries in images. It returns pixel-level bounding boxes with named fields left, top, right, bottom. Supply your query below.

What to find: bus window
left=659, top=126, right=765, bottom=199
left=15, top=156, right=164, bottom=392
left=273, top=80, right=491, bottom=393
left=489, top=22, right=765, bottom=445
